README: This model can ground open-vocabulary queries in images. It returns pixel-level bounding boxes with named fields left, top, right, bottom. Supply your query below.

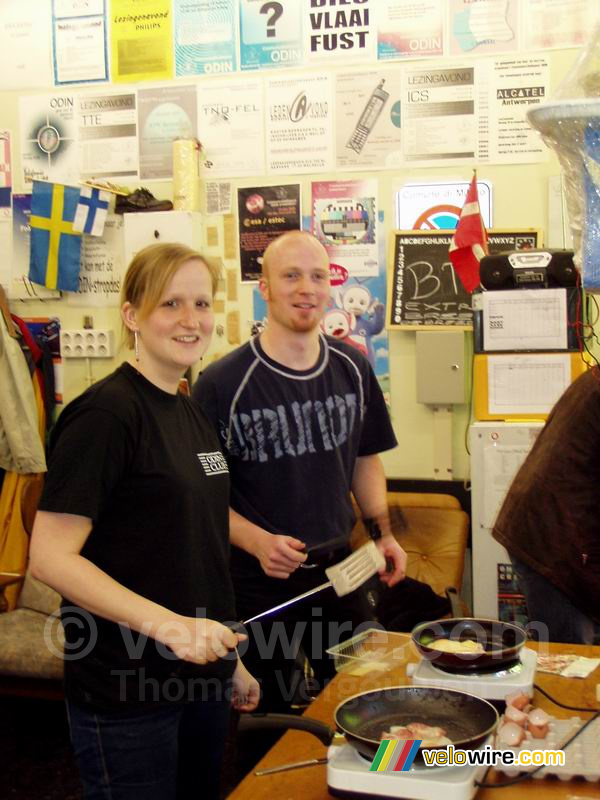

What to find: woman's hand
left=158, top=617, right=246, bottom=665
left=231, top=659, right=260, bottom=712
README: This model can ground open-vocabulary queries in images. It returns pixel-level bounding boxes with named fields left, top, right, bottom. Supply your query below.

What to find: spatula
left=242, top=541, right=385, bottom=625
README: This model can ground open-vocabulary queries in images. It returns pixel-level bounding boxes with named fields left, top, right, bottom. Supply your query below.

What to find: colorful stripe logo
left=370, top=739, right=422, bottom=772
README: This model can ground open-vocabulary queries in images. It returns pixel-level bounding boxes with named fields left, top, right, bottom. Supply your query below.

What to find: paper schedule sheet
left=487, top=354, right=571, bottom=415
left=482, top=289, right=568, bottom=351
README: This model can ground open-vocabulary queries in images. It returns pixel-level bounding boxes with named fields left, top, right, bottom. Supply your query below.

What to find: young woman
left=30, top=242, right=258, bottom=800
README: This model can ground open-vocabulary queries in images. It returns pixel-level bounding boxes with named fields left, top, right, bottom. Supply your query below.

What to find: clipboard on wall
left=473, top=352, right=587, bottom=421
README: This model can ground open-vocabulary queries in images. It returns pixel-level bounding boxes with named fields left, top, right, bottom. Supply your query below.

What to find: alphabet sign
left=387, top=230, right=540, bottom=328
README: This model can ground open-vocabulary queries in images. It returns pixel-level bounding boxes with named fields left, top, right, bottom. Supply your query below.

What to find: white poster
left=305, top=0, right=375, bottom=64
left=52, top=0, right=108, bottom=85
left=66, top=214, right=125, bottom=307
left=0, top=0, right=53, bottom=90
left=448, top=0, right=519, bottom=57
left=335, top=68, right=402, bottom=170
left=78, top=91, right=138, bottom=180
left=521, top=0, right=598, bottom=50
left=483, top=57, right=550, bottom=164
left=401, top=63, right=477, bottom=165
left=197, top=77, right=265, bottom=177
left=377, top=0, right=444, bottom=60
left=20, top=94, right=79, bottom=186
left=138, top=85, right=197, bottom=180
left=265, top=73, right=334, bottom=173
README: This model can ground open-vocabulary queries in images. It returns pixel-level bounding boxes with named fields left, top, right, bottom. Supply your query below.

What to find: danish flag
left=449, top=173, right=488, bottom=293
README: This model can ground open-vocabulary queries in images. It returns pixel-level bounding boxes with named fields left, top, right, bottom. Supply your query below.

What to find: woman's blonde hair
left=121, top=242, right=220, bottom=349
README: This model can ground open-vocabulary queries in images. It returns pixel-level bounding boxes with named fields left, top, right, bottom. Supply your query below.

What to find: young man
left=193, top=230, right=406, bottom=712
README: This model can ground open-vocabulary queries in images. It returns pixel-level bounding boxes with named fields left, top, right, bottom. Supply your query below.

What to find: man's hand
left=375, top=535, right=407, bottom=587
left=254, top=533, right=307, bottom=579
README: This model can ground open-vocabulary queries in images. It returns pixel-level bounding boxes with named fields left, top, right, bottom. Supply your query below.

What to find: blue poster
left=239, top=0, right=302, bottom=71
left=174, top=0, right=237, bottom=76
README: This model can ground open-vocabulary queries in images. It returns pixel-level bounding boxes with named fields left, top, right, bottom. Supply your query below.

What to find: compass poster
left=19, top=94, right=79, bottom=186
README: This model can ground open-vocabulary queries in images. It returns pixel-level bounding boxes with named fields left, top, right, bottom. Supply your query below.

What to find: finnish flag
left=73, top=186, right=110, bottom=236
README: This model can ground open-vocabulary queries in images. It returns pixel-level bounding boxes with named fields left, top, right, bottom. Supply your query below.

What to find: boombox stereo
left=479, top=249, right=577, bottom=290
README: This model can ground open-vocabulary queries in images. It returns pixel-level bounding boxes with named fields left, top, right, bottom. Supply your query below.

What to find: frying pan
left=411, top=617, right=528, bottom=671
left=238, top=685, right=499, bottom=764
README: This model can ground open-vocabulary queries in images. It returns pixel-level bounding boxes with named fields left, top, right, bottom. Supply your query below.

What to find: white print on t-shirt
left=197, top=451, right=229, bottom=476
left=226, top=394, right=358, bottom=462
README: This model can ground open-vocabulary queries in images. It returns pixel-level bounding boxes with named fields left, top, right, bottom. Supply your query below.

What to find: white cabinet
left=123, top=211, right=202, bottom=265
left=469, top=421, right=543, bottom=620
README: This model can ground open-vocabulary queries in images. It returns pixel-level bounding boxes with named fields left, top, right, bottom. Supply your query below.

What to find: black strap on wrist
left=364, top=518, right=382, bottom=541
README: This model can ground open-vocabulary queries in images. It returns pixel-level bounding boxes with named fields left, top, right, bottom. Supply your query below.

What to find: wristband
left=364, top=518, right=382, bottom=541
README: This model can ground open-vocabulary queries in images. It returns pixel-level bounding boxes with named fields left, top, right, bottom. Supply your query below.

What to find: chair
left=351, top=491, right=470, bottom=605
left=0, top=475, right=63, bottom=699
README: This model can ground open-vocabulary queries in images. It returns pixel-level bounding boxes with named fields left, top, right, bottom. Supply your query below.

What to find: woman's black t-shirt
left=39, top=363, right=236, bottom=709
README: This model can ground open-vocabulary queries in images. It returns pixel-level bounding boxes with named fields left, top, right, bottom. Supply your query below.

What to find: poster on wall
left=312, top=179, right=379, bottom=278
left=52, top=0, right=109, bottom=85
left=197, top=77, right=265, bottom=177
left=521, top=0, right=598, bottom=50
left=304, top=0, right=375, bottom=64
left=0, top=0, right=53, bottom=90
left=237, top=183, right=301, bottom=283
left=66, top=215, right=125, bottom=307
left=401, top=62, right=477, bottom=165
left=265, top=73, right=334, bottom=173
left=447, top=0, right=519, bottom=57
left=483, top=57, right=550, bottom=164
left=138, top=85, right=197, bottom=180
left=19, top=94, right=79, bottom=186
left=377, top=0, right=444, bottom=60
left=110, top=0, right=173, bottom=83
left=174, top=0, right=237, bottom=76
left=239, top=0, right=302, bottom=71
left=78, top=91, right=138, bottom=181
left=396, top=181, right=493, bottom=230
left=335, top=68, right=402, bottom=171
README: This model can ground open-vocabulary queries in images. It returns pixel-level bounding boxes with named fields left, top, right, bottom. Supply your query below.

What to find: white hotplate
left=409, top=647, right=537, bottom=700
left=327, top=741, right=489, bottom=800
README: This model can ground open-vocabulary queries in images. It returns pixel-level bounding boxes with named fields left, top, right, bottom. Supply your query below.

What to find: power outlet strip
left=61, top=329, right=114, bottom=358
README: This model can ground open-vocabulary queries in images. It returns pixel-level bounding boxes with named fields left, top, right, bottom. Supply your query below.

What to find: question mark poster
left=239, top=0, right=302, bottom=71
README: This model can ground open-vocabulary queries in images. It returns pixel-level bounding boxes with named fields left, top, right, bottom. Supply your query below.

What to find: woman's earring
left=134, top=330, right=140, bottom=362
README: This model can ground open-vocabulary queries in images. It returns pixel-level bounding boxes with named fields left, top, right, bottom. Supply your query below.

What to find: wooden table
left=228, top=641, right=600, bottom=799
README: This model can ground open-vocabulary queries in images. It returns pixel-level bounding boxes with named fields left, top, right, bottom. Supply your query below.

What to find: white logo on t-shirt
left=197, top=451, right=228, bottom=476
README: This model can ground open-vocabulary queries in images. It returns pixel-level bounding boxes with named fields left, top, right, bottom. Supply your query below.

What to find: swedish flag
left=28, top=181, right=82, bottom=292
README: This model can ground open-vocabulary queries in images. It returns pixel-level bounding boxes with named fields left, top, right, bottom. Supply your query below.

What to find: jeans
left=511, top=557, right=596, bottom=645
left=67, top=697, right=231, bottom=800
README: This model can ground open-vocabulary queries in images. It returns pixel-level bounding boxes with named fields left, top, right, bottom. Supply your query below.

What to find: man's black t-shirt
left=39, top=363, right=236, bottom=709
left=193, top=335, right=397, bottom=578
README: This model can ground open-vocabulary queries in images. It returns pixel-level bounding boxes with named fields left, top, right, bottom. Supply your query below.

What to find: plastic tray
left=497, top=715, right=600, bottom=781
left=326, top=627, right=410, bottom=676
